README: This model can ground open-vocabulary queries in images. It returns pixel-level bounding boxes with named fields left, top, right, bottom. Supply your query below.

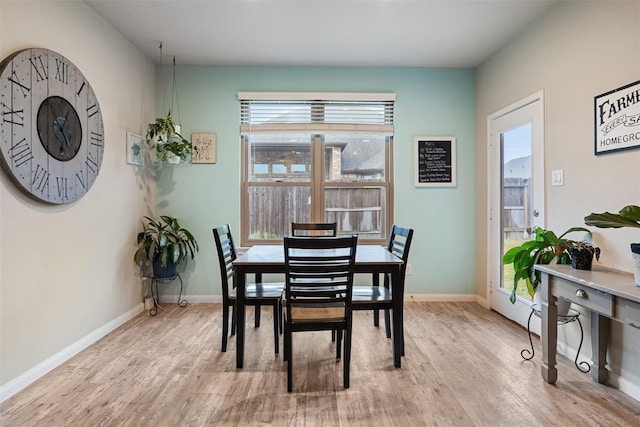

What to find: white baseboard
left=609, top=372, right=640, bottom=401
left=161, top=294, right=481, bottom=304
left=405, top=293, right=478, bottom=302
left=162, top=294, right=479, bottom=304
left=157, top=294, right=222, bottom=304
left=0, top=303, right=144, bottom=403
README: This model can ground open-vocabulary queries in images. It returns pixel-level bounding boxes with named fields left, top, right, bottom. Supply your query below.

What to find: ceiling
left=85, top=0, right=556, bottom=68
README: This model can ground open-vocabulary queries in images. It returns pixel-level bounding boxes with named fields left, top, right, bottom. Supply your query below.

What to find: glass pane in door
left=501, top=123, right=533, bottom=301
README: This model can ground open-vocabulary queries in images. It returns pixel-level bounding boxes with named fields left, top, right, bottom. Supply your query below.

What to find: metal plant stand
left=522, top=303, right=590, bottom=373
left=149, top=273, right=187, bottom=316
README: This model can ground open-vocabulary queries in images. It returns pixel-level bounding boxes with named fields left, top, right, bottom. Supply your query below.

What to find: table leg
left=391, top=266, right=403, bottom=368
left=236, top=267, right=246, bottom=369
left=373, top=273, right=380, bottom=327
left=255, top=273, right=262, bottom=327
left=541, top=273, right=558, bottom=384
left=591, top=312, right=610, bottom=383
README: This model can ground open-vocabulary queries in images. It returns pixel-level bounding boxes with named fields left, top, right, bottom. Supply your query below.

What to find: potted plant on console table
left=568, top=241, right=601, bottom=271
left=134, top=215, right=199, bottom=278
left=502, top=226, right=593, bottom=314
left=585, top=204, right=640, bottom=286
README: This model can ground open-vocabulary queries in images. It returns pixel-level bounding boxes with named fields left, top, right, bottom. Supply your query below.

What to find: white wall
left=476, top=1, right=640, bottom=398
left=0, top=1, right=155, bottom=398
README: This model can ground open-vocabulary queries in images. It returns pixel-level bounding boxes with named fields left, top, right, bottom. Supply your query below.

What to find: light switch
left=551, top=169, right=564, bottom=186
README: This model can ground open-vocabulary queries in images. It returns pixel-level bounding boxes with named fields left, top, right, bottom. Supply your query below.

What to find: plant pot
left=631, top=243, right=640, bottom=287
left=152, top=258, right=177, bottom=278
left=153, top=133, right=168, bottom=145
left=556, top=299, right=572, bottom=317
left=533, top=292, right=571, bottom=316
left=569, top=247, right=594, bottom=270
left=166, top=152, right=181, bottom=165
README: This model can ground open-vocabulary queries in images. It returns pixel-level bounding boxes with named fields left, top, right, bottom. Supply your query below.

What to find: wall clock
left=0, top=48, right=104, bottom=204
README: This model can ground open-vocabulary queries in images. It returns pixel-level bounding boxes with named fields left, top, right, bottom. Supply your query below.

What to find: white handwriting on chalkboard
left=418, top=140, right=452, bottom=183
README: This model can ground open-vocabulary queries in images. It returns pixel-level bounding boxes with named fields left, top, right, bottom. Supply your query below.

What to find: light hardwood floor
left=1, top=302, right=639, bottom=426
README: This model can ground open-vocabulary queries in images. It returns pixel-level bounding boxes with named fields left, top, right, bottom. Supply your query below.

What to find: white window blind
left=238, top=92, right=395, bottom=135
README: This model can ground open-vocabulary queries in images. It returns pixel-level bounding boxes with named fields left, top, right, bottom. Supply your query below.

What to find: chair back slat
left=284, top=235, right=357, bottom=325
left=213, top=224, right=238, bottom=300
left=387, top=225, right=414, bottom=265
left=291, top=222, right=338, bottom=237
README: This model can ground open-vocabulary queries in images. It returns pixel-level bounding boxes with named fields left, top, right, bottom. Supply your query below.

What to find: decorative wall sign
left=594, top=79, right=640, bottom=155
left=127, top=132, right=144, bottom=165
left=191, top=133, right=216, bottom=164
left=414, top=136, right=456, bottom=187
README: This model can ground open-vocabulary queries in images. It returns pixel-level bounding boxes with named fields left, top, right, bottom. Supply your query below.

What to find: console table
left=535, top=264, right=640, bottom=384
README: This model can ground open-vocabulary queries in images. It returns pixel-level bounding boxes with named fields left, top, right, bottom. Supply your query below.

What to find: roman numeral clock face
left=0, top=48, right=104, bottom=204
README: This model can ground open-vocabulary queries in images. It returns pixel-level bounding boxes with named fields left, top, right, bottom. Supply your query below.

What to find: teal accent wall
left=155, top=66, right=476, bottom=297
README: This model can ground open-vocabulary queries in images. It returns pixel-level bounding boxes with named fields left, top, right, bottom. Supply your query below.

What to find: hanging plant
left=146, top=112, right=196, bottom=164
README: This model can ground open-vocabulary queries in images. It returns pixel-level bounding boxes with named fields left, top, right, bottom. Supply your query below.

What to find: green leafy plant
left=502, top=226, right=591, bottom=304
left=584, top=205, right=640, bottom=229
left=134, top=215, right=199, bottom=269
left=146, top=112, right=197, bottom=163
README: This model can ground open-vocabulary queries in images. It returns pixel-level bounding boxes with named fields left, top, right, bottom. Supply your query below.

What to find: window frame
left=239, top=93, right=395, bottom=247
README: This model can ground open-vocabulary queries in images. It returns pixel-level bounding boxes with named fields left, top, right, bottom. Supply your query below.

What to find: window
left=239, top=92, right=395, bottom=245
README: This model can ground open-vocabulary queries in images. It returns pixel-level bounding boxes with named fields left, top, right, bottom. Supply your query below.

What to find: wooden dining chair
left=291, top=222, right=341, bottom=343
left=283, top=235, right=358, bottom=392
left=213, top=224, right=284, bottom=353
left=352, top=225, right=413, bottom=349
left=291, top=222, right=338, bottom=237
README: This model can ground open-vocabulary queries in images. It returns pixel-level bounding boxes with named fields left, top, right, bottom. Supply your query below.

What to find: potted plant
left=502, top=226, right=592, bottom=306
left=146, top=112, right=196, bottom=165
left=134, top=215, right=199, bottom=278
left=568, top=241, right=600, bottom=270
left=585, top=204, right=640, bottom=286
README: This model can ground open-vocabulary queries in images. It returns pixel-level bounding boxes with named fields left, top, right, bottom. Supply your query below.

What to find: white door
left=488, top=91, right=545, bottom=331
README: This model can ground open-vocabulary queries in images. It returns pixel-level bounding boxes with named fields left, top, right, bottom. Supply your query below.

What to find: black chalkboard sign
left=414, top=136, right=456, bottom=187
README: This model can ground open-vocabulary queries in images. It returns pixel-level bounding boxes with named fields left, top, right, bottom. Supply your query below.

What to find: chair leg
left=336, top=329, right=342, bottom=359
left=384, top=309, right=391, bottom=338
left=273, top=304, right=279, bottom=354
left=283, top=321, right=289, bottom=362
left=231, top=305, right=236, bottom=336
left=344, top=327, right=351, bottom=389
left=221, top=303, right=229, bottom=352
left=373, top=272, right=380, bottom=327
left=286, top=325, right=293, bottom=392
left=255, top=304, right=261, bottom=327
left=331, top=330, right=336, bottom=342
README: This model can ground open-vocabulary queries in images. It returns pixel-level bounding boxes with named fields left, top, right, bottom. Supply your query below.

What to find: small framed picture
left=127, top=132, right=144, bottom=165
left=192, top=133, right=216, bottom=164
left=414, top=136, right=456, bottom=187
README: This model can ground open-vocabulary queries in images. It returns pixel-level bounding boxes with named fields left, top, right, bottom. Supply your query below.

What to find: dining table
left=232, top=244, right=405, bottom=369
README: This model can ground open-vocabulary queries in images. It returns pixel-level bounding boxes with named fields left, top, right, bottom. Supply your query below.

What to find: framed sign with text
left=191, top=133, right=217, bottom=164
left=414, top=136, right=456, bottom=187
left=594, top=79, right=640, bottom=155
